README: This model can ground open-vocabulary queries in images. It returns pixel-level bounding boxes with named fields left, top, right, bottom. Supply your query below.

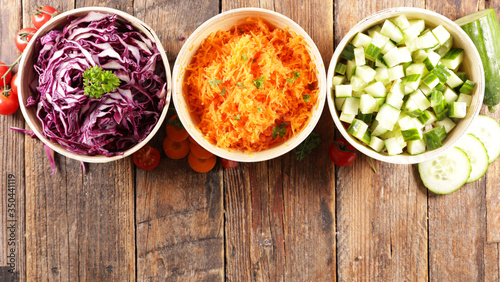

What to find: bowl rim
left=326, top=7, right=485, bottom=164
left=172, top=7, right=327, bottom=162
left=18, top=6, right=172, bottom=163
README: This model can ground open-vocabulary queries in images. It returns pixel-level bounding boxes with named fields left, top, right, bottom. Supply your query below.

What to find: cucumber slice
left=418, top=147, right=471, bottom=194
left=456, top=9, right=500, bottom=112
left=467, top=115, right=500, bottom=163
left=454, top=133, right=489, bottom=183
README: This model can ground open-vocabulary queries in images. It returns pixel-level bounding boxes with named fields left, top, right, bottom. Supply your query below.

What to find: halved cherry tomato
left=221, top=158, right=239, bottom=169
left=0, top=63, right=11, bottom=88
left=166, top=115, right=188, bottom=141
left=31, top=5, right=58, bottom=29
left=188, top=152, right=216, bottom=173
left=10, top=73, right=19, bottom=96
left=0, top=89, right=19, bottom=116
left=15, top=27, right=37, bottom=52
left=163, top=136, right=190, bottom=159
left=133, top=144, right=161, bottom=170
left=328, top=138, right=357, bottom=166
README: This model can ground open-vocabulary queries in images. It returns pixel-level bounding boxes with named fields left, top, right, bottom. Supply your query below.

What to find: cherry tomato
left=31, top=6, right=58, bottom=29
left=133, top=144, right=161, bottom=170
left=221, top=158, right=239, bottom=169
left=0, top=63, right=11, bottom=88
left=10, top=73, right=19, bottom=96
left=15, top=27, right=37, bottom=52
left=328, top=138, right=357, bottom=166
left=0, top=89, right=20, bottom=116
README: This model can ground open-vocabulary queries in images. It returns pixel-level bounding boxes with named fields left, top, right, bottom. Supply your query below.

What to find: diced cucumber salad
left=333, top=15, right=477, bottom=156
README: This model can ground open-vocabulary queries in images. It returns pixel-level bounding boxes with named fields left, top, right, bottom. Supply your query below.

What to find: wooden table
left=1, top=0, right=499, bottom=281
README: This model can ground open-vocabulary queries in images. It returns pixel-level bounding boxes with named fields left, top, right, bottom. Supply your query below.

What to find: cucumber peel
left=455, top=9, right=500, bottom=112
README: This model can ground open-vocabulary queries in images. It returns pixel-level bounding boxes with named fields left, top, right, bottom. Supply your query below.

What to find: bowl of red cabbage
left=17, top=7, right=171, bottom=163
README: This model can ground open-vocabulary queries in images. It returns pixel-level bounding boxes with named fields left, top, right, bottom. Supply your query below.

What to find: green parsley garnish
left=209, top=79, right=222, bottom=87
left=82, top=66, right=120, bottom=98
left=303, top=95, right=311, bottom=102
left=257, top=107, right=262, bottom=113
left=286, top=77, right=294, bottom=84
left=272, top=122, right=287, bottom=139
left=293, top=71, right=300, bottom=79
left=295, top=132, right=321, bottom=161
left=241, top=54, right=248, bottom=61
left=236, top=82, right=246, bottom=88
left=167, top=115, right=184, bottom=129
left=220, top=88, right=226, bottom=96
left=253, top=76, right=265, bottom=89
left=233, top=114, right=241, bottom=120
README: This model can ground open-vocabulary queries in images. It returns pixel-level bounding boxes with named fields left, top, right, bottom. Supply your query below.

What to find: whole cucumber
left=456, top=9, right=500, bottom=112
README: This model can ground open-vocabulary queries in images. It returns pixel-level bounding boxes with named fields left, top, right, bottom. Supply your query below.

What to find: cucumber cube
left=340, top=112, right=356, bottom=123
left=374, top=67, right=390, bottom=85
left=335, top=98, right=346, bottom=111
left=351, top=32, right=372, bottom=48
left=346, top=60, right=356, bottom=81
left=383, top=47, right=402, bottom=67
left=405, top=63, right=426, bottom=76
left=388, top=65, right=404, bottom=81
left=432, top=63, right=450, bottom=83
left=354, top=47, right=366, bottom=66
left=374, top=98, right=386, bottom=112
left=407, top=139, right=426, bottom=155
left=435, top=37, right=454, bottom=57
left=457, top=93, right=472, bottom=107
left=335, top=63, right=347, bottom=75
left=435, top=117, right=456, bottom=133
left=423, top=125, right=447, bottom=150
left=402, top=74, right=421, bottom=92
left=347, top=119, right=369, bottom=140
left=367, top=25, right=382, bottom=37
left=441, top=48, right=464, bottom=70
left=332, top=75, right=345, bottom=86
left=350, top=76, right=368, bottom=92
left=398, top=47, right=413, bottom=63
left=459, top=80, right=476, bottom=94
left=381, top=40, right=396, bottom=55
left=446, top=70, right=464, bottom=88
left=449, top=101, right=467, bottom=118
left=417, top=110, right=437, bottom=125
left=360, top=94, right=377, bottom=114
left=394, top=15, right=410, bottom=29
left=423, top=51, right=441, bottom=70
left=415, top=31, right=439, bottom=49
left=380, top=19, right=404, bottom=43
left=443, top=87, right=458, bottom=103
left=342, top=97, right=360, bottom=115
left=412, top=49, right=428, bottom=62
left=358, top=111, right=373, bottom=124
left=404, top=20, right=425, bottom=40
left=335, top=84, right=352, bottom=98
left=409, top=89, right=431, bottom=111
left=355, top=65, right=377, bottom=82
left=340, top=43, right=356, bottom=60
left=364, top=81, right=387, bottom=98
left=376, top=103, right=401, bottom=130
left=421, top=71, right=440, bottom=89
left=418, top=84, right=432, bottom=96
left=431, top=25, right=451, bottom=45
left=369, top=136, right=385, bottom=152
left=385, top=137, right=403, bottom=155
left=370, top=120, right=388, bottom=136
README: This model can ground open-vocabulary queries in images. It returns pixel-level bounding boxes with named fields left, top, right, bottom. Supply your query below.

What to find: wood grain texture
left=335, top=1, right=428, bottom=281
left=134, top=1, right=224, bottom=281
left=427, top=2, right=500, bottom=281
left=222, top=0, right=336, bottom=281
left=484, top=0, right=500, bottom=245
left=24, top=1, right=136, bottom=281
left=0, top=1, right=25, bottom=281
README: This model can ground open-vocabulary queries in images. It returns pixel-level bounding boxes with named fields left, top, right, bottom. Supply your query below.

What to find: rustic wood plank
left=483, top=1, right=500, bottom=244
left=427, top=3, right=500, bottom=281
left=334, top=1, right=428, bottom=281
left=23, top=1, right=136, bottom=281
left=0, top=1, right=25, bottom=281
left=222, top=0, right=336, bottom=281
left=134, top=1, right=224, bottom=281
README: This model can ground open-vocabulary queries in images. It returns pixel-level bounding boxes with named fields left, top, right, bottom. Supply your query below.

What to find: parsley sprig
left=295, top=132, right=321, bottom=161
left=83, top=66, right=120, bottom=98
left=272, top=122, right=287, bottom=139
left=253, top=76, right=265, bottom=89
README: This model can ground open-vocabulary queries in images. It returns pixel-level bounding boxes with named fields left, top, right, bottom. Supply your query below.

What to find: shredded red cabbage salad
left=29, top=12, right=167, bottom=156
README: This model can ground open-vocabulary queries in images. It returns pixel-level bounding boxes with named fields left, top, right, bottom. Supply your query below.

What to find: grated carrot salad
left=183, top=17, right=319, bottom=152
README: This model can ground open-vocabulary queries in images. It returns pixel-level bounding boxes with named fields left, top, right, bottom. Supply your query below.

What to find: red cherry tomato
left=31, top=6, right=58, bottom=29
left=0, top=62, right=11, bottom=88
left=133, top=144, right=161, bottom=170
left=0, top=89, right=20, bottom=116
left=15, top=27, right=37, bottom=52
left=328, top=138, right=357, bottom=166
left=221, top=158, right=239, bottom=169
left=10, top=73, right=19, bottom=96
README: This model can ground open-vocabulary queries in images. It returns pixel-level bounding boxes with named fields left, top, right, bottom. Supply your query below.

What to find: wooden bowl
left=326, top=7, right=485, bottom=164
left=172, top=8, right=327, bottom=162
left=17, top=7, right=172, bottom=163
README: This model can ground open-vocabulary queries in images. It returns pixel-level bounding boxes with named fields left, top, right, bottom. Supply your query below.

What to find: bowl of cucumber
left=327, top=7, right=484, bottom=164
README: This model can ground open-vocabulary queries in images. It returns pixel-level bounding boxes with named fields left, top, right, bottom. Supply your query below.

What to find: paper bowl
left=18, top=7, right=172, bottom=163
left=326, top=7, right=484, bottom=164
left=172, top=8, right=327, bottom=162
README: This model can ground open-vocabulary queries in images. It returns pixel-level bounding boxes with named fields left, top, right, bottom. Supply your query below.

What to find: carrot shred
left=183, top=17, right=319, bottom=152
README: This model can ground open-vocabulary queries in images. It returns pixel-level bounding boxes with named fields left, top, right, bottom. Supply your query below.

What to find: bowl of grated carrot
left=172, top=8, right=327, bottom=162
